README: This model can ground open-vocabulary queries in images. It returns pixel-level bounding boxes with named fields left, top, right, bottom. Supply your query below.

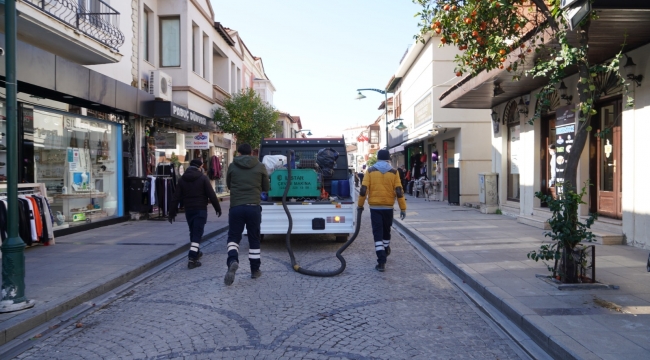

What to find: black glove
left=168, top=215, right=175, bottom=224
left=216, top=211, right=222, bottom=218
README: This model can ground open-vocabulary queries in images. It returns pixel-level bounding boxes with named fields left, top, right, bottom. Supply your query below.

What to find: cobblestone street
left=15, top=210, right=524, bottom=359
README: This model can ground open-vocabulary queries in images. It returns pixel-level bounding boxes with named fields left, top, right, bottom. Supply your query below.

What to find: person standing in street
left=357, top=150, right=407, bottom=272
left=224, top=143, right=269, bottom=285
left=357, top=164, right=366, bottom=187
left=397, top=164, right=408, bottom=196
left=169, top=159, right=222, bottom=269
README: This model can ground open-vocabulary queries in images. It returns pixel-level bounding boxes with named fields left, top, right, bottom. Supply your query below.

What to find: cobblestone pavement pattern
left=15, top=210, right=523, bottom=360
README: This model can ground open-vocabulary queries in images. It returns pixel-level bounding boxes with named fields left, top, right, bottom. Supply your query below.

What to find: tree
left=213, top=88, right=280, bottom=148
left=412, top=0, right=628, bottom=195
left=366, top=154, right=378, bottom=167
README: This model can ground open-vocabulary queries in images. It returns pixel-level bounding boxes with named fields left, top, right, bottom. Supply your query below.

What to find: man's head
left=190, top=159, right=203, bottom=168
left=238, top=143, right=252, bottom=155
left=377, top=149, right=390, bottom=161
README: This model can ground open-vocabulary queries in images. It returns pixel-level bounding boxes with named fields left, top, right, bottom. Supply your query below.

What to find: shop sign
left=185, top=132, right=210, bottom=149
left=554, top=105, right=576, bottom=196
left=64, top=116, right=111, bottom=132
left=172, top=104, right=208, bottom=125
left=213, top=134, right=231, bottom=149
left=154, top=132, right=177, bottom=149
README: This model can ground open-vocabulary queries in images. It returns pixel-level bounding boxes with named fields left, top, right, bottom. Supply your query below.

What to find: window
left=504, top=101, right=520, bottom=201
left=160, top=17, right=180, bottom=67
left=395, top=92, right=402, bottom=118
left=369, top=124, right=380, bottom=144
left=143, top=8, right=151, bottom=62
left=192, top=23, right=199, bottom=73
left=275, top=121, right=284, bottom=138
left=203, top=33, right=209, bottom=79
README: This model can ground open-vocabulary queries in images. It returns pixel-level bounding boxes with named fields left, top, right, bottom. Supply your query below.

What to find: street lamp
left=295, top=129, right=312, bottom=137
left=1, top=0, right=35, bottom=313
left=356, top=88, right=405, bottom=149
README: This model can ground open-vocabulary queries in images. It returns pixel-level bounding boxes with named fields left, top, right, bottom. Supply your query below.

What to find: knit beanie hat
left=377, top=149, right=390, bottom=161
left=190, top=159, right=203, bottom=167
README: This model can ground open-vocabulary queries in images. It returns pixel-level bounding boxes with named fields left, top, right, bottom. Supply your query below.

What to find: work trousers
left=370, top=209, right=393, bottom=265
left=185, top=209, right=207, bottom=260
left=226, top=205, right=262, bottom=271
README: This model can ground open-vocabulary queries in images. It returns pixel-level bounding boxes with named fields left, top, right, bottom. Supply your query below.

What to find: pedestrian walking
left=357, top=150, right=407, bottom=272
left=168, top=159, right=222, bottom=269
left=224, top=143, right=269, bottom=285
left=357, top=164, right=366, bottom=186
left=397, top=164, right=408, bottom=196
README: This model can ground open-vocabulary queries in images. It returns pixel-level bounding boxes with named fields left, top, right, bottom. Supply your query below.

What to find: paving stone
left=13, top=210, right=522, bottom=359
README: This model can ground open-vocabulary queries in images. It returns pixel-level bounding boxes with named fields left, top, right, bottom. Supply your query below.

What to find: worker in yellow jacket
left=357, top=150, right=407, bottom=272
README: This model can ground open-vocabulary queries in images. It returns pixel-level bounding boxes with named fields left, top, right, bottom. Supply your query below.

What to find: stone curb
left=393, top=218, right=598, bottom=360
left=0, top=225, right=229, bottom=347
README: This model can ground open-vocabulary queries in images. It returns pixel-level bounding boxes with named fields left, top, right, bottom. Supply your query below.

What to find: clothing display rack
left=0, top=183, right=56, bottom=246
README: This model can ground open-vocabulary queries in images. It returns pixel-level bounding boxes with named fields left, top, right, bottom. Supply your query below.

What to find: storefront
left=135, top=101, right=215, bottom=219
left=0, top=93, right=127, bottom=234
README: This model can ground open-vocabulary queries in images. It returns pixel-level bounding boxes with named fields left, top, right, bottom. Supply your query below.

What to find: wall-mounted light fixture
left=490, top=110, right=500, bottom=123
left=558, top=81, right=573, bottom=105
left=517, top=97, right=528, bottom=116
left=493, top=83, right=505, bottom=97
left=624, top=55, right=643, bottom=86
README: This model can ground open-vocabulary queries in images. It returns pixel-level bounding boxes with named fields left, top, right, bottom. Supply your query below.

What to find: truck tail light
left=326, top=216, right=345, bottom=223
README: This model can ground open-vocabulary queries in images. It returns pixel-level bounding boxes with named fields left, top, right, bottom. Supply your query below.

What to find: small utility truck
left=246, top=137, right=356, bottom=242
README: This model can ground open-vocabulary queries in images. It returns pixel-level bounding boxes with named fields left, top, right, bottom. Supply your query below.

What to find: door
left=595, top=100, right=622, bottom=219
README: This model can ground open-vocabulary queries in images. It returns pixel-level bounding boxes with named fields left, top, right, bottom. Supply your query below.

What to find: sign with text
left=184, top=132, right=210, bottom=149
left=554, top=105, right=576, bottom=196
left=154, top=132, right=177, bottom=149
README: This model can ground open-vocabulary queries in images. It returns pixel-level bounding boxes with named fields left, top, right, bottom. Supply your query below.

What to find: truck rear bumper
left=243, top=202, right=355, bottom=235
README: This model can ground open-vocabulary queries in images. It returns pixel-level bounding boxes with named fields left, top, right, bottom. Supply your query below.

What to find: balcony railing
left=24, top=0, right=125, bottom=51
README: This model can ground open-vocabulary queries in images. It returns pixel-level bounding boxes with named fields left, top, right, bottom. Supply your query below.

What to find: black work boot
left=251, top=269, right=262, bottom=279
left=224, top=261, right=239, bottom=286
left=188, top=259, right=202, bottom=269
left=385, top=246, right=391, bottom=256
left=198, top=251, right=203, bottom=259
left=375, top=263, right=386, bottom=272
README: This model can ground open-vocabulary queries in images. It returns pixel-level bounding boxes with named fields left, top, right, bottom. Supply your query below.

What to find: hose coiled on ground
left=283, top=150, right=363, bottom=277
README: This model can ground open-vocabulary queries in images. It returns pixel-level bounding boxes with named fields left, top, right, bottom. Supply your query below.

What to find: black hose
left=283, top=150, right=363, bottom=277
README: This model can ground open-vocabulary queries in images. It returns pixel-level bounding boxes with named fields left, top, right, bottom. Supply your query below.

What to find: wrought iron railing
left=23, top=0, right=125, bottom=51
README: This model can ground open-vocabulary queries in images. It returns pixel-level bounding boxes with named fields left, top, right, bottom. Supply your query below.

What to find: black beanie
left=377, top=149, right=390, bottom=161
left=190, top=159, right=203, bottom=167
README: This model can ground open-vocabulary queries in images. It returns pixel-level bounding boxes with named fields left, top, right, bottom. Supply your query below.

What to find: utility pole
left=1, top=0, right=35, bottom=313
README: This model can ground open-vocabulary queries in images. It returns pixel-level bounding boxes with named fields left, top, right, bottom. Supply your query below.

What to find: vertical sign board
left=554, top=105, right=576, bottom=198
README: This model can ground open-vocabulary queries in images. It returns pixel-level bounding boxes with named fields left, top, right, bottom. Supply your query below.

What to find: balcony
left=3, top=0, right=125, bottom=64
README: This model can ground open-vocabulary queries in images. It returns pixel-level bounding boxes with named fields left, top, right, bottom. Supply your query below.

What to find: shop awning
left=402, top=133, right=429, bottom=147
left=152, top=101, right=216, bottom=132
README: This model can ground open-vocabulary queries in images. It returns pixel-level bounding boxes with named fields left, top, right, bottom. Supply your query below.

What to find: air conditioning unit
left=149, top=70, right=173, bottom=101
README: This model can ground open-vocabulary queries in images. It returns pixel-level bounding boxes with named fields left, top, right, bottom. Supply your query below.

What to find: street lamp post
left=356, top=89, right=407, bottom=150
left=294, top=129, right=312, bottom=138
left=1, top=0, right=35, bottom=313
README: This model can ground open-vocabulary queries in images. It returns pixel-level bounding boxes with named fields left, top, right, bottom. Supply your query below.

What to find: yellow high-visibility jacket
left=357, top=165, right=407, bottom=211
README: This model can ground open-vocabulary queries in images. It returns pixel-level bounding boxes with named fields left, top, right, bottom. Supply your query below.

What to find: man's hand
left=400, top=211, right=406, bottom=220
left=168, top=215, right=175, bottom=224
left=216, top=211, right=222, bottom=218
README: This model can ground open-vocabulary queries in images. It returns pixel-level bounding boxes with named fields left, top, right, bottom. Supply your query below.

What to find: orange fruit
left=499, top=49, right=506, bottom=55
left=435, top=27, right=442, bottom=34
left=444, top=4, right=450, bottom=11
left=456, top=71, right=463, bottom=77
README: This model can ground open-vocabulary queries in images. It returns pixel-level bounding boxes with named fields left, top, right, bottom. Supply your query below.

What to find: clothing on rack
left=0, top=193, right=54, bottom=246
left=207, top=155, right=222, bottom=180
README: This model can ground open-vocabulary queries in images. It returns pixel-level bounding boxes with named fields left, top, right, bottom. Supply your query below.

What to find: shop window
left=161, top=17, right=180, bottom=67
left=29, top=106, right=121, bottom=229
left=143, top=8, right=152, bottom=63
left=504, top=101, right=520, bottom=201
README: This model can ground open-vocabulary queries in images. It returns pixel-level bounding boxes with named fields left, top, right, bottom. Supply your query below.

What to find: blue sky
left=210, top=0, right=422, bottom=137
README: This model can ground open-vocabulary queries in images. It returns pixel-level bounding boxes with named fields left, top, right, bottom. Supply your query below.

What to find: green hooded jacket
left=226, top=155, right=269, bottom=208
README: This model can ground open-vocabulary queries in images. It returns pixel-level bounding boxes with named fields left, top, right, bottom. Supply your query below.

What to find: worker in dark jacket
left=224, top=143, right=269, bottom=285
left=169, top=158, right=222, bottom=269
